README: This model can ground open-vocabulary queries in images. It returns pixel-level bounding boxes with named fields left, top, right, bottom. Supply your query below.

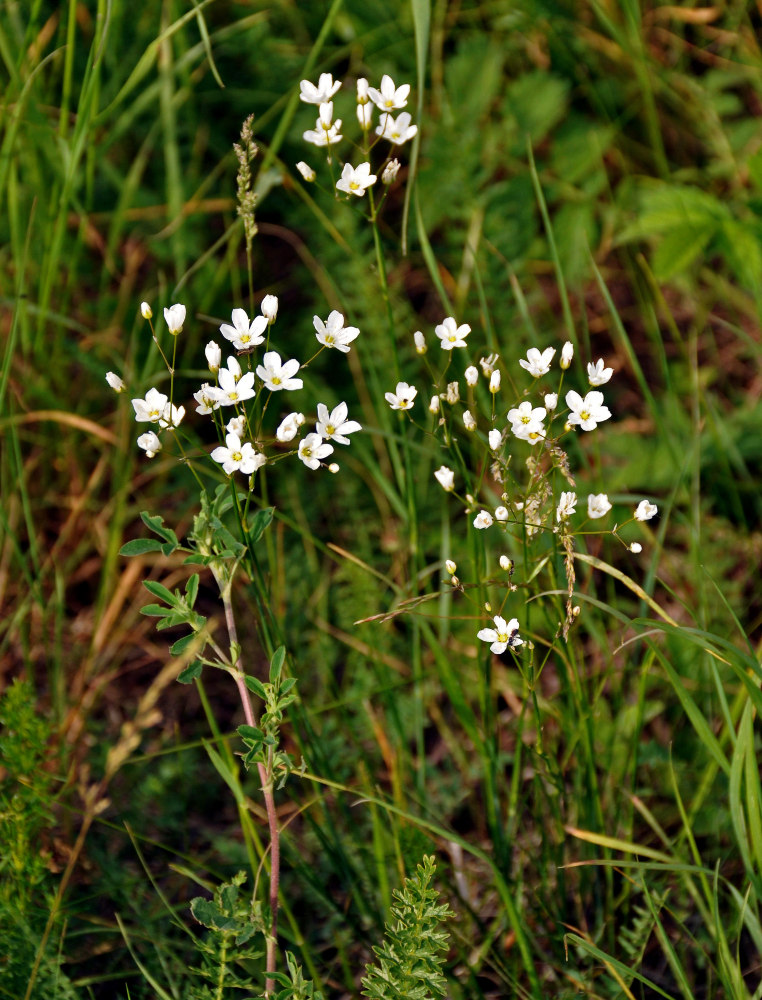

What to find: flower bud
left=381, top=158, right=400, bottom=184
left=560, top=341, right=573, bottom=369
left=205, top=341, right=221, bottom=373
left=414, top=330, right=426, bottom=354
left=445, top=381, right=459, bottom=405
left=499, top=555, right=513, bottom=571
left=495, top=506, right=509, bottom=521
left=445, top=559, right=457, bottom=575
left=544, top=392, right=558, bottom=411
left=328, top=462, right=340, bottom=474
left=296, top=161, right=316, bottom=182
left=428, top=394, right=440, bottom=414
left=489, top=370, right=501, bottom=393
left=261, top=294, right=278, bottom=322
left=434, top=465, right=455, bottom=491
left=465, top=366, right=478, bottom=387
left=630, top=542, right=643, bottom=553
left=140, top=302, right=153, bottom=319
left=105, top=371, right=126, bottom=393
left=488, top=428, right=502, bottom=451
left=357, top=103, right=373, bottom=130
left=164, top=303, right=186, bottom=335
left=357, top=77, right=369, bottom=102
left=463, top=410, right=476, bottom=431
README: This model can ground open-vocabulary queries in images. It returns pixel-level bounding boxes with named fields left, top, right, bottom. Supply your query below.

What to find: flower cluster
left=298, top=72, right=417, bottom=203
left=108, top=299, right=363, bottom=479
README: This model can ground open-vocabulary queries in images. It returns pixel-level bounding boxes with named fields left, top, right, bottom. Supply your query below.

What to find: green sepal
left=177, top=661, right=203, bottom=683
left=120, top=538, right=163, bottom=556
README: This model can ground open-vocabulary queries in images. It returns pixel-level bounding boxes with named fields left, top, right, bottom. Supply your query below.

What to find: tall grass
left=1, top=1, right=761, bottom=998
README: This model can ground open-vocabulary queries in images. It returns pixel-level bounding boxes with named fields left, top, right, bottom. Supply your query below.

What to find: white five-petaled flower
left=256, top=351, right=303, bottom=392
left=368, top=74, right=410, bottom=111
left=303, top=102, right=342, bottom=147
left=132, top=387, right=168, bottom=423
left=336, top=161, right=377, bottom=197
left=556, top=491, right=577, bottom=521
left=205, top=341, right=221, bottom=373
left=313, top=310, right=360, bottom=353
left=299, top=73, right=341, bottom=105
left=508, top=402, right=546, bottom=443
left=212, top=364, right=256, bottom=406
left=211, top=432, right=266, bottom=476
left=375, top=111, right=417, bottom=145
left=164, top=303, right=186, bottom=335
left=635, top=499, right=658, bottom=521
left=566, top=390, right=611, bottom=431
left=435, top=317, right=471, bottom=350
left=106, top=372, right=126, bottom=393
left=560, top=341, right=574, bottom=369
left=137, top=431, right=161, bottom=458
left=519, top=346, right=555, bottom=377
left=315, top=402, right=362, bottom=445
left=261, top=295, right=278, bottom=322
left=477, top=615, right=522, bottom=655
left=489, top=428, right=503, bottom=451
left=276, top=411, right=305, bottom=443
left=588, top=358, right=614, bottom=386
left=434, top=466, right=455, bottom=491
left=588, top=493, right=612, bottom=519
left=194, top=383, right=220, bottom=415
left=219, top=308, right=267, bottom=352
left=159, top=402, right=185, bottom=429
left=296, top=161, right=316, bottom=182
left=385, top=381, right=417, bottom=410
left=473, top=510, right=494, bottom=530
left=298, top=433, right=333, bottom=470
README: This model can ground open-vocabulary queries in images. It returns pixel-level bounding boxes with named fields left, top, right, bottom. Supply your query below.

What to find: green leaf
left=140, top=511, right=178, bottom=544
left=170, top=633, right=197, bottom=656
left=183, top=553, right=210, bottom=565
left=160, top=540, right=179, bottom=556
left=280, top=677, right=297, bottom=696
left=119, top=538, right=163, bottom=556
left=177, top=661, right=202, bottom=684
left=652, top=225, right=713, bottom=281
left=237, top=724, right=265, bottom=741
left=143, top=579, right=177, bottom=605
left=190, top=896, right=222, bottom=928
left=185, top=573, right=199, bottom=607
left=244, top=675, right=268, bottom=699
left=248, top=506, right=275, bottom=544
left=270, top=646, right=286, bottom=683
left=505, top=71, right=569, bottom=147
left=140, top=603, right=170, bottom=617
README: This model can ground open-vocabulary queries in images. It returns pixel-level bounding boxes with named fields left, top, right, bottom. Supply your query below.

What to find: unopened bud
left=445, top=559, right=457, bottom=575
left=296, top=161, right=316, bottom=182
left=489, top=370, right=501, bottom=393
left=414, top=330, right=426, bottom=354
left=560, top=341, right=573, bottom=369
left=465, top=366, right=478, bottom=387
left=328, top=462, right=340, bottom=474
left=140, top=301, right=153, bottom=319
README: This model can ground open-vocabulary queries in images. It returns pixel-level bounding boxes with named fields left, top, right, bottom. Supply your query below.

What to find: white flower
left=296, top=161, right=316, bottom=182
left=495, top=506, right=509, bottom=521
left=159, top=402, right=185, bottom=429
left=137, top=431, right=161, bottom=458
left=413, top=330, right=426, bottom=354
left=435, top=317, right=471, bottom=350
left=375, top=111, right=417, bottom=145
left=499, top=555, right=513, bottom=571
left=477, top=615, right=522, bottom=654
left=261, top=295, right=278, bottom=322
left=465, top=366, right=478, bottom=387
left=316, top=402, right=362, bottom=445
left=194, top=383, right=220, bottom=415
left=489, top=428, right=503, bottom=451
left=212, top=365, right=256, bottom=406
left=256, top=351, right=303, bottom=392
left=566, top=390, right=611, bottom=431
left=164, top=303, right=186, bottom=335
left=544, top=392, right=558, bottom=411
left=519, top=346, right=555, bottom=377
left=463, top=410, right=477, bottom=431
left=140, top=302, right=153, bottom=319
left=298, top=433, right=333, bottom=470
left=635, top=499, right=658, bottom=521
left=219, top=308, right=267, bottom=352
left=560, top=341, right=574, bottom=369
left=226, top=415, right=246, bottom=437
left=381, top=158, right=400, bottom=184
left=205, top=341, right=221, bottom=373
left=508, top=401, right=546, bottom=433
left=132, top=387, right=168, bottom=423
left=588, top=358, right=614, bottom=386
left=106, top=372, right=125, bottom=393
left=303, top=102, right=342, bottom=147
left=368, top=74, right=410, bottom=111
left=313, top=310, right=360, bottom=353
left=356, top=102, right=373, bottom=129
left=336, top=161, right=377, bottom=197
left=276, top=411, right=305, bottom=442
left=299, top=73, right=341, bottom=104
left=557, top=491, right=577, bottom=521
left=480, top=354, right=499, bottom=377
left=211, top=432, right=266, bottom=476
left=473, top=510, right=494, bottom=529
left=429, top=395, right=440, bottom=414
left=385, top=381, right=417, bottom=410
left=630, top=542, right=643, bottom=553
left=445, top=559, right=457, bottom=575
left=444, top=381, right=460, bottom=405
left=587, top=493, right=612, bottom=519
left=434, top=466, right=455, bottom=491
left=489, top=370, right=501, bottom=393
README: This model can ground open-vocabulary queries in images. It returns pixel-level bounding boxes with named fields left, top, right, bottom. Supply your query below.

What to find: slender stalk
left=221, top=586, right=280, bottom=996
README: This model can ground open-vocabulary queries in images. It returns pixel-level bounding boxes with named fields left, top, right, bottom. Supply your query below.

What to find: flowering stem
left=220, top=585, right=280, bottom=996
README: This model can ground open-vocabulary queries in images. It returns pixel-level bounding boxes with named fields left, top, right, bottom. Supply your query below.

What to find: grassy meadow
left=2, top=0, right=762, bottom=997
